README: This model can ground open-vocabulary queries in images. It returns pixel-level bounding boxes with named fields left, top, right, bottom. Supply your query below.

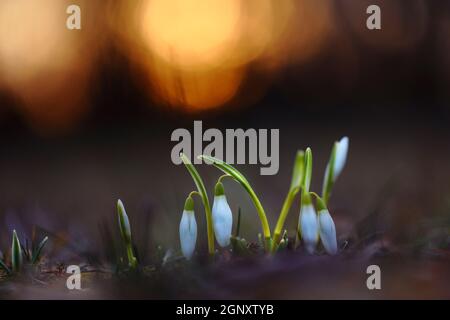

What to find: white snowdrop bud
left=299, top=192, right=319, bottom=254
left=212, top=182, right=233, bottom=247
left=315, top=196, right=338, bottom=255
left=179, top=196, right=197, bottom=260
left=333, top=136, right=349, bottom=180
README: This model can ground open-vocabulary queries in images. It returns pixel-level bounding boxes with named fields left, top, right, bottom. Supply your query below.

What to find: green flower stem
left=310, top=192, right=327, bottom=211
left=180, top=153, right=215, bottom=255
left=199, top=155, right=272, bottom=251
left=188, top=190, right=201, bottom=199
left=218, top=174, right=231, bottom=183
left=294, top=148, right=313, bottom=248
left=322, top=142, right=337, bottom=205
left=247, top=186, right=272, bottom=249
left=272, top=187, right=299, bottom=252
left=272, top=151, right=305, bottom=251
left=126, top=246, right=137, bottom=268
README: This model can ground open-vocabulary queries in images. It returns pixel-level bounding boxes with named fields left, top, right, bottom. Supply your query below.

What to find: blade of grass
left=31, top=236, right=49, bottom=265
left=0, top=259, right=11, bottom=274
left=20, top=243, right=30, bottom=262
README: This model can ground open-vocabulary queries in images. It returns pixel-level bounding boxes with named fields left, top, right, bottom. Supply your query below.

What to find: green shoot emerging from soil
left=117, top=199, right=138, bottom=269
left=0, top=229, right=49, bottom=276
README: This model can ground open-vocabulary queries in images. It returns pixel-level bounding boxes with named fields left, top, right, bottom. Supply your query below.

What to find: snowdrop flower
left=179, top=196, right=197, bottom=260
left=322, top=137, right=349, bottom=203
left=299, top=192, right=319, bottom=254
left=315, top=196, right=338, bottom=255
left=212, top=182, right=233, bottom=247
left=323, top=136, right=349, bottom=183
left=333, top=136, right=349, bottom=180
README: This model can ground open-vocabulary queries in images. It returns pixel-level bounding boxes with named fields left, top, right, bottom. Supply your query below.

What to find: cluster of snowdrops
left=175, top=137, right=349, bottom=259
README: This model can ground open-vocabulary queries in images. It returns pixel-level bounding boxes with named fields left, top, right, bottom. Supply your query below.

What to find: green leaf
left=31, top=236, right=48, bottom=265
left=198, top=154, right=272, bottom=250
left=117, top=200, right=137, bottom=268
left=181, top=154, right=211, bottom=210
left=180, top=153, right=215, bottom=255
left=302, top=148, right=313, bottom=193
left=11, top=230, right=22, bottom=273
left=199, top=155, right=249, bottom=186
left=117, top=199, right=132, bottom=245
left=290, top=150, right=305, bottom=191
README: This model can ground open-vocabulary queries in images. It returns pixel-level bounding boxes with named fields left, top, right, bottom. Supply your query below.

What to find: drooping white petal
left=212, top=195, right=233, bottom=247
left=333, top=136, right=349, bottom=180
left=299, top=204, right=319, bottom=254
left=179, top=210, right=197, bottom=259
left=318, top=209, right=338, bottom=255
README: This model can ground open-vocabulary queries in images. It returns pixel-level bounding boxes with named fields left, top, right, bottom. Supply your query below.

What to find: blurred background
left=0, top=0, right=450, bottom=298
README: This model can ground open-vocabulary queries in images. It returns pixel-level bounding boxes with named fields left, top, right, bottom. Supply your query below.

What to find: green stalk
left=126, top=246, right=137, bottom=268
left=322, top=142, right=337, bottom=205
left=295, top=148, right=313, bottom=247
left=199, top=155, right=272, bottom=251
left=272, top=188, right=299, bottom=250
left=272, top=151, right=304, bottom=251
left=180, top=153, right=215, bottom=255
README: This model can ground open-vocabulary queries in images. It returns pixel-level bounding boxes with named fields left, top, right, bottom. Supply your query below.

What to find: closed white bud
left=318, top=209, right=338, bottom=255
left=299, top=193, right=319, bottom=254
left=333, top=136, right=349, bottom=180
left=179, top=197, right=197, bottom=260
left=212, top=182, right=233, bottom=247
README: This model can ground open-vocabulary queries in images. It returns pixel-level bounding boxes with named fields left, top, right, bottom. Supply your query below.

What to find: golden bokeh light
left=0, top=0, right=102, bottom=135
left=147, top=58, right=244, bottom=111
left=0, top=1, right=76, bottom=84
left=140, top=0, right=241, bottom=70
left=122, top=0, right=296, bottom=111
